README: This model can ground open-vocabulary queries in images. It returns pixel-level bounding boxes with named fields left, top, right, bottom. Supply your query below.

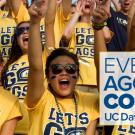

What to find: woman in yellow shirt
left=1, top=21, right=30, bottom=135
left=26, top=1, right=99, bottom=135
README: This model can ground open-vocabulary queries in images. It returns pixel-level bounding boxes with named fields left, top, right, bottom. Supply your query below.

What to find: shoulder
left=8, top=55, right=28, bottom=68
left=76, top=90, right=99, bottom=104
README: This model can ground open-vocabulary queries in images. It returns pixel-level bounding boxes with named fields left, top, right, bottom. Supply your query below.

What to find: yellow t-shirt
left=3, top=54, right=29, bottom=134
left=0, top=17, right=16, bottom=64
left=12, top=2, right=30, bottom=24
left=0, top=10, right=8, bottom=19
left=27, top=90, right=99, bottom=135
left=54, top=4, right=71, bottom=48
left=69, top=22, right=97, bottom=86
left=4, top=55, right=29, bottom=100
left=112, top=125, right=135, bottom=135
left=3, top=53, right=47, bottom=134
left=0, top=86, right=22, bottom=129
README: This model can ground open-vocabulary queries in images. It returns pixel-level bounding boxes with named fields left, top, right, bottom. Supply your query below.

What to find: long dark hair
left=1, top=21, right=30, bottom=88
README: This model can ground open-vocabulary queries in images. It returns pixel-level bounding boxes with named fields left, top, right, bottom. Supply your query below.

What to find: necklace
left=54, top=94, right=78, bottom=135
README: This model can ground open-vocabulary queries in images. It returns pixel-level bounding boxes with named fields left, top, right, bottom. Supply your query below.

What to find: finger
left=94, top=8, right=108, bottom=19
left=102, top=5, right=111, bottom=17
left=31, top=4, right=40, bottom=13
left=29, top=5, right=39, bottom=16
left=82, top=0, right=86, bottom=9
left=98, top=8, right=108, bottom=18
left=29, top=9, right=39, bottom=17
left=98, top=8, right=107, bottom=16
left=93, top=9, right=104, bottom=18
left=77, top=0, right=82, bottom=7
left=34, top=0, right=42, bottom=7
left=90, top=0, right=95, bottom=9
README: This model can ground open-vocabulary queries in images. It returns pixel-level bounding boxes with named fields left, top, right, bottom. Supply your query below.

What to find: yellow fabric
left=69, top=22, right=97, bottom=86
left=4, top=54, right=29, bottom=134
left=12, top=2, right=30, bottom=24
left=5, top=55, right=29, bottom=100
left=27, top=89, right=99, bottom=135
left=54, top=4, right=71, bottom=48
left=0, top=17, right=17, bottom=64
left=112, top=125, right=135, bottom=135
left=0, top=10, right=8, bottom=18
left=0, top=86, right=22, bottom=129
left=4, top=54, right=46, bottom=134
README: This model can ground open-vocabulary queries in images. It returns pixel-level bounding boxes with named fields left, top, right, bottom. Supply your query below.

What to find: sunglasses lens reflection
left=51, top=64, right=77, bottom=74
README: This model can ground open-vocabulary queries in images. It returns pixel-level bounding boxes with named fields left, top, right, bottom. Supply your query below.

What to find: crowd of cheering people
left=0, top=0, right=135, bottom=134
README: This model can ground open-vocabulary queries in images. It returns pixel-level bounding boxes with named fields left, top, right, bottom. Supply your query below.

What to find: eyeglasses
left=51, top=64, right=77, bottom=74
left=16, top=26, right=29, bottom=37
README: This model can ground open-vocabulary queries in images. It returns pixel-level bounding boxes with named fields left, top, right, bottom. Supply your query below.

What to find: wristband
left=92, top=21, right=107, bottom=30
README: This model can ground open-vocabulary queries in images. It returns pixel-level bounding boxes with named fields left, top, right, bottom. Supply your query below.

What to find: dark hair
left=59, top=36, right=70, bottom=48
left=1, top=21, right=30, bottom=88
left=45, top=48, right=79, bottom=78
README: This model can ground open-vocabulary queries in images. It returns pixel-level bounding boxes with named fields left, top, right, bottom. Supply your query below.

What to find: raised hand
left=93, top=0, right=110, bottom=23
left=75, top=0, right=84, bottom=16
left=87, top=0, right=96, bottom=16
left=28, top=0, right=48, bottom=24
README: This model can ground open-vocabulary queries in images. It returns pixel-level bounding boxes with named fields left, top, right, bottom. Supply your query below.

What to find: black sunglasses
left=16, top=26, right=29, bottom=37
left=51, top=64, right=77, bottom=74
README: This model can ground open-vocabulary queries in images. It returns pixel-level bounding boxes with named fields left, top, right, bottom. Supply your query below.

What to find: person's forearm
left=45, top=23, right=55, bottom=49
left=63, top=12, right=80, bottom=39
left=94, top=29, right=107, bottom=71
left=27, top=1, right=47, bottom=108
left=128, top=0, right=135, bottom=34
left=27, top=21, right=44, bottom=108
left=126, top=13, right=135, bottom=51
left=45, top=0, right=56, bottom=25
left=85, top=120, right=98, bottom=135
left=45, top=0, right=56, bottom=52
left=9, top=0, right=21, bottom=16
left=29, top=22, right=43, bottom=69
left=94, top=29, right=107, bottom=88
left=0, top=119, right=17, bottom=135
left=62, top=0, right=71, bottom=19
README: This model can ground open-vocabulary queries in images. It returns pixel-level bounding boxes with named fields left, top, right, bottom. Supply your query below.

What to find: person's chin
left=59, top=90, right=72, bottom=97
